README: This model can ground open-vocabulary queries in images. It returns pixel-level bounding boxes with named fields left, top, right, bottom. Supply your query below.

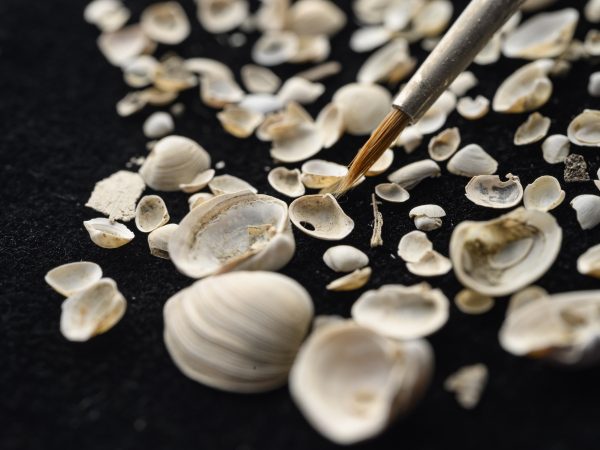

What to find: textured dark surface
left=1, top=1, right=600, bottom=449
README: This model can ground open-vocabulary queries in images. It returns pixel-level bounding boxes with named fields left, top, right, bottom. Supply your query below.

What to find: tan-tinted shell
left=523, top=176, right=565, bottom=212
left=135, top=195, right=170, bottom=233
left=200, top=76, right=244, bottom=108
left=45, top=262, right=103, bottom=297
left=444, top=363, right=488, bottom=410
left=289, top=194, right=354, bottom=240
left=184, top=57, right=235, bottom=80
left=375, top=183, right=410, bottom=203
left=301, top=159, right=347, bottom=189
left=97, top=24, right=153, bottom=67
left=169, top=191, right=295, bottom=278
left=449, top=71, right=478, bottom=97
left=267, top=167, right=305, bottom=198
left=397, top=230, right=433, bottom=263
left=570, top=195, right=600, bottom=230
left=357, top=38, right=415, bottom=84
left=147, top=223, right=179, bottom=259
left=428, top=127, right=461, bottom=161
left=289, top=320, right=433, bottom=445
left=289, top=35, right=330, bottom=63
left=179, top=169, right=215, bottom=193
left=577, top=244, right=600, bottom=278
left=217, top=105, right=264, bottom=138
left=450, top=208, right=562, bottom=296
left=140, top=2, right=190, bottom=45
left=287, top=0, right=346, bottom=36
left=456, top=96, right=490, bottom=120
left=366, top=149, right=395, bottom=176
left=252, top=31, right=299, bottom=66
left=567, top=110, right=600, bottom=147
left=542, top=134, right=570, bottom=164
left=514, top=112, right=551, bottom=146
left=188, top=192, right=214, bottom=210
left=208, top=174, right=257, bottom=195
left=352, top=283, right=449, bottom=339
left=326, top=267, right=372, bottom=291
left=83, top=218, right=135, bottom=249
left=315, top=103, right=344, bottom=149
left=454, top=289, right=494, bottom=315
left=586, top=0, right=600, bottom=23
left=196, top=0, right=249, bottom=33
left=241, top=64, right=281, bottom=94
left=447, top=144, right=498, bottom=177
left=406, top=250, right=452, bottom=277
left=387, top=159, right=441, bottom=189
left=465, top=174, right=523, bottom=209
left=323, top=245, right=369, bottom=273
left=333, top=83, right=391, bottom=136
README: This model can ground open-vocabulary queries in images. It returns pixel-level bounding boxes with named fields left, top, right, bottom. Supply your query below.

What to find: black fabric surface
left=2, top=1, right=600, bottom=449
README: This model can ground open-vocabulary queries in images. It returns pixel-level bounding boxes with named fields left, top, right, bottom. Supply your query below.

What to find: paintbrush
left=331, top=0, right=526, bottom=196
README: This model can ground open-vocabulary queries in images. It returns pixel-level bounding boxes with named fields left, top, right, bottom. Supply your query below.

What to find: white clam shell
left=412, top=0, right=453, bottom=37
left=567, top=110, right=600, bottom=147
left=357, top=38, right=415, bottom=85
left=217, top=105, right=264, bottom=138
left=183, top=57, right=235, bottom=81
left=450, top=208, right=562, bottom=296
left=316, top=103, right=344, bottom=149
left=84, top=218, right=134, bottom=249
left=196, top=0, right=249, bottom=33
left=333, top=83, right=391, bottom=136
left=541, top=134, right=570, bottom=164
left=465, top=174, right=523, bottom=209
left=366, top=149, right=394, bottom=176
left=323, top=245, right=369, bottom=273
left=169, top=191, right=295, bottom=278
left=409, top=204, right=446, bottom=231
left=188, top=192, right=214, bottom=210
left=289, top=320, right=433, bottom=445
left=507, top=285, right=549, bottom=316
left=148, top=223, right=179, bottom=259
left=164, top=271, right=313, bottom=392
left=45, top=262, right=103, bottom=297
left=289, top=194, right=354, bottom=240
left=444, top=363, right=488, bottom=410
left=140, top=1, right=190, bottom=45
left=85, top=170, right=145, bottom=222
left=588, top=72, right=600, bottom=97
left=428, top=127, right=461, bottom=161
left=352, top=283, right=449, bottom=339
left=387, top=159, right=441, bottom=189
left=143, top=112, right=174, bottom=139
left=208, top=174, right=257, bottom=195
left=449, top=71, right=478, bottom=97
left=240, top=64, right=281, bottom=94
left=375, top=183, right=410, bottom=203
left=454, top=289, right=494, bottom=315
left=139, top=135, right=211, bottom=191
left=514, top=112, right=551, bottom=146
left=395, top=126, right=423, bottom=153
left=456, top=96, right=489, bottom=120
left=499, top=290, right=600, bottom=366
left=267, top=167, right=305, bottom=198
left=252, top=31, right=299, bottom=66
left=135, top=195, right=170, bottom=233
left=570, top=195, right=600, bottom=230
left=523, top=176, right=565, bottom=212
left=239, top=94, right=285, bottom=115
left=270, top=121, right=323, bottom=163
left=326, top=267, right=372, bottom=292
left=447, top=144, right=498, bottom=177
left=406, top=250, right=452, bottom=277
left=301, top=159, right=347, bottom=189
left=179, top=169, right=215, bottom=193
left=60, top=278, right=126, bottom=342
left=577, top=244, right=600, bottom=278
left=397, top=230, right=433, bottom=263
left=97, top=24, right=153, bottom=67
left=586, top=0, right=600, bottom=23
left=413, top=91, right=456, bottom=135
left=287, top=0, right=346, bottom=36
left=123, top=55, right=159, bottom=88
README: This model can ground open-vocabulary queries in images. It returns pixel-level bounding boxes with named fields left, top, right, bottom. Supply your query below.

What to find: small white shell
left=456, top=96, right=490, bottom=120
left=326, top=267, right=372, bottom=292
left=143, top=112, right=174, bottom=139
left=45, top=262, right=103, bottom=297
left=188, top=192, right=214, bottom=210
left=240, top=64, right=281, bottom=94
left=183, top=57, right=234, bottom=80
left=200, top=76, right=244, bottom=108
left=332, top=83, right=391, bottom=136
left=567, top=110, right=600, bottom=147
left=289, top=194, right=354, bottom=240
left=290, top=34, right=330, bottom=64
left=135, top=195, right=170, bottom=233
left=428, top=127, right=461, bottom=161
left=387, top=159, right=441, bottom=189
left=514, top=112, right=551, bottom=146
left=395, top=126, right=423, bottom=153
left=398, top=231, right=433, bottom=263
left=301, top=160, right=347, bottom=189
left=60, top=278, right=126, bottom=342
left=523, top=176, right=565, bottom=212
left=542, top=134, right=570, bottom=164
left=277, top=77, right=325, bottom=105
left=447, top=144, right=498, bottom=177
left=208, top=174, right=257, bottom=195
left=323, top=245, right=369, bottom=273
left=406, top=250, right=452, bottom=277
left=357, top=38, right=415, bottom=85
left=252, top=31, right=299, bottom=66
left=375, top=183, right=410, bottom=203
left=123, top=55, right=159, bottom=88
left=97, top=24, right=153, bottom=66
left=507, top=285, right=549, bottom=316
left=349, top=26, right=393, bottom=53
left=409, top=204, right=446, bottom=232
left=586, top=0, right=600, bottom=23
left=140, top=2, right=190, bottom=45
left=84, top=218, right=134, bottom=249
left=270, top=121, right=323, bottom=163
left=148, top=223, right=178, bottom=259
left=412, top=0, right=453, bottom=37
left=449, top=72, right=478, bottom=97
left=366, top=149, right=394, bottom=176
left=84, top=0, right=130, bottom=32
left=179, top=169, right=215, bottom=194
left=454, top=289, right=494, bottom=315
left=197, top=0, right=249, bottom=33
left=316, top=103, right=344, bottom=149
left=577, top=244, right=600, bottom=278
left=267, top=167, right=305, bottom=198
left=413, top=91, right=456, bottom=135
left=465, top=174, right=523, bottom=209
left=217, top=105, right=264, bottom=138
left=588, top=72, right=600, bottom=97
left=287, top=0, right=346, bottom=36
left=570, top=195, right=600, bottom=230
left=352, top=283, right=449, bottom=339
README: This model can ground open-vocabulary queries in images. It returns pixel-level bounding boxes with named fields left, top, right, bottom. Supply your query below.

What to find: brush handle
left=393, top=0, right=525, bottom=122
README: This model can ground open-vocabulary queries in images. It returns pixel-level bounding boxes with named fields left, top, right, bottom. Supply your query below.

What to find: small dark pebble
left=564, top=154, right=590, bottom=182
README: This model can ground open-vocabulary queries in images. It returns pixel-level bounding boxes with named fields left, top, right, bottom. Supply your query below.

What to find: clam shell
left=289, top=320, right=433, bottom=445
left=239, top=94, right=285, bottom=115
left=240, top=64, right=281, bottom=94
left=135, top=195, right=170, bottom=233
left=406, top=250, right=452, bottom=277
left=85, top=170, right=145, bottom=222
left=454, top=289, right=494, bottom=315
left=428, top=127, right=461, bottom=161
left=577, top=244, right=600, bottom=278
left=456, top=96, right=490, bottom=120
left=465, top=174, right=523, bottom=209
left=375, top=183, right=410, bottom=203
left=148, top=223, right=178, bottom=259
left=449, top=71, right=478, bottom=97
left=333, top=83, right=391, bottom=136
left=326, top=267, right=372, bottom=292
left=289, top=35, right=330, bottom=64
left=143, top=112, right=174, bottom=139
left=523, top=176, right=565, bottom=212
left=123, top=55, right=159, bottom=88
left=570, top=194, right=600, bottom=230
left=316, top=103, right=344, bottom=149
left=84, top=0, right=130, bottom=32
left=164, top=271, right=313, bottom=392
left=97, top=24, right=153, bottom=67
left=352, top=283, right=449, bottom=339
left=413, top=91, right=456, bottom=135
left=45, top=262, right=103, bottom=297
left=289, top=194, right=354, bottom=240
left=188, top=192, right=214, bottom=210
left=208, top=174, right=257, bottom=195
left=217, top=105, right=264, bottom=138
left=84, top=218, right=135, bottom=249
left=267, top=167, right=305, bottom=198
left=349, top=26, right=393, bottom=53
left=287, top=0, right=346, bottom=36
left=514, top=112, right=551, bottom=146
left=277, top=77, right=325, bottom=105
left=139, top=135, right=211, bottom=191
left=541, top=134, right=570, bottom=164
left=395, top=126, right=423, bottom=153
left=140, top=2, right=190, bottom=45
left=450, top=208, right=562, bottom=296
left=270, top=119, right=323, bottom=163
left=447, top=144, right=498, bottom=177
left=412, top=0, right=453, bottom=37
left=252, top=31, right=299, bottom=66
left=179, top=169, right=215, bottom=193
left=323, top=245, right=369, bottom=273
left=196, top=0, right=249, bottom=33
left=169, top=191, right=295, bottom=278
left=184, top=57, right=235, bottom=81
left=397, top=230, right=433, bottom=263
left=567, top=110, right=600, bottom=147
left=301, top=159, right=347, bottom=189
left=387, top=159, right=441, bottom=189
left=366, top=149, right=394, bottom=176
left=60, top=278, right=126, bottom=342
left=589, top=72, right=600, bottom=97
left=357, top=38, right=415, bottom=85
left=586, top=0, right=600, bottom=23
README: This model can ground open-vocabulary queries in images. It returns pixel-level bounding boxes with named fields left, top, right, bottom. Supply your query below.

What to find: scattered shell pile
left=44, top=0, right=600, bottom=445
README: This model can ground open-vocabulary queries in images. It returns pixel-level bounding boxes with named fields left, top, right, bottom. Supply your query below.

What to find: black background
left=2, top=0, right=600, bottom=449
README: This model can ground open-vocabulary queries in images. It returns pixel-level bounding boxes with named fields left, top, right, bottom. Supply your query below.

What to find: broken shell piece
left=316, top=103, right=344, bottom=149
left=444, top=364, right=488, bottom=410
left=514, top=112, right=551, bottom=146
left=277, top=77, right=325, bottom=105
left=241, top=64, right=281, bottom=94
left=454, top=289, right=494, bottom=315
left=577, top=244, right=600, bottom=278
left=570, top=195, right=600, bottom=230
left=60, top=278, right=126, bottom=342
left=357, top=38, right=415, bottom=85
left=97, top=24, right=153, bottom=66
left=217, top=105, right=264, bottom=138
left=523, top=176, right=565, bottom=212
left=502, top=9, right=579, bottom=59
left=135, top=195, right=170, bottom=233
left=349, top=26, right=393, bottom=53
left=179, top=169, right=215, bottom=194
left=352, top=283, right=449, bottom=339
left=143, top=112, right=174, bottom=139
left=456, top=96, right=490, bottom=120
left=164, top=271, right=313, bottom=392
left=409, top=204, right=446, bottom=232
left=289, top=194, right=354, bottom=240
left=153, top=55, right=197, bottom=93
left=447, top=144, right=498, bottom=177
left=287, top=0, right=346, bottom=36
left=289, top=320, right=433, bottom=445
left=387, top=159, right=441, bottom=190
left=585, top=30, right=600, bottom=56
left=200, top=76, right=244, bottom=108
left=188, top=192, right=214, bottom=210
left=406, top=250, right=452, bottom=277
left=140, top=2, right=190, bottom=45
left=85, top=170, right=145, bottom=222
left=428, top=127, right=461, bottom=161
left=450, top=208, right=562, bottom=296
left=564, top=154, right=590, bottom=182
left=252, top=31, right=299, bottom=66
left=492, top=59, right=553, bottom=113
left=366, top=149, right=394, bottom=176
left=169, top=191, right=295, bottom=278
left=542, top=134, right=570, bottom=164
left=333, top=83, right=391, bottom=136
left=567, top=110, right=600, bottom=147
left=375, top=183, right=410, bottom=203
left=84, top=218, right=135, bottom=249
left=507, top=285, right=549, bottom=316
left=184, top=57, right=234, bottom=80
left=323, top=245, right=369, bottom=273
left=289, top=35, right=330, bottom=64
left=139, top=135, right=211, bottom=191
left=301, top=160, right=347, bottom=189
left=465, top=174, right=523, bottom=209
left=123, top=55, right=159, bottom=87
left=326, top=267, right=371, bottom=292
left=270, top=121, right=323, bottom=163
left=499, top=290, right=600, bottom=366
left=196, top=0, right=249, bottom=33
left=208, top=174, right=257, bottom=195
left=267, top=167, right=305, bottom=198
left=397, top=231, right=433, bottom=263
left=45, top=262, right=103, bottom=297
left=449, top=72, right=478, bottom=97
left=148, top=223, right=178, bottom=259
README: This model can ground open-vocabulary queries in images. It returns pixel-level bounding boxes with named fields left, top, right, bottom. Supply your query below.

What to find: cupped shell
left=208, top=174, right=257, bottom=195
left=387, top=159, right=441, bottom=189
left=323, top=245, right=369, bottom=273
left=514, top=112, right=551, bottom=146
left=333, top=83, right=391, bottom=136
left=570, top=195, right=600, bottom=230
left=252, top=31, right=299, bottom=66
left=148, top=223, right=179, bottom=259
left=542, top=134, right=570, bottom=164
left=140, top=2, right=190, bottom=45
left=45, top=262, right=103, bottom=297
left=84, top=218, right=134, bottom=249
left=97, top=24, right=153, bottom=67
left=287, top=0, right=346, bottom=36
left=197, top=0, right=249, bottom=33
left=267, top=167, right=305, bottom=198
left=567, top=110, right=600, bottom=147
left=523, top=175, right=565, bottom=212
left=465, top=174, right=523, bottom=209
left=577, top=244, right=600, bottom=278
left=397, top=231, right=433, bottom=263
left=447, top=144, right=498, bottom=177
left=289, top=194, right=354, bottom=240
left=375, top=183, right=410, bottom=203
left=301, top=159, right=347, bottom=189
left=428, top=127, right=461, bottom=161
left=135, top=195, right=170, bottom=233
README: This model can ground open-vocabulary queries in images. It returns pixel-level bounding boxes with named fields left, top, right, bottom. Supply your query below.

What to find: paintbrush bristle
left=328, top=108, right=411, bottom=197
